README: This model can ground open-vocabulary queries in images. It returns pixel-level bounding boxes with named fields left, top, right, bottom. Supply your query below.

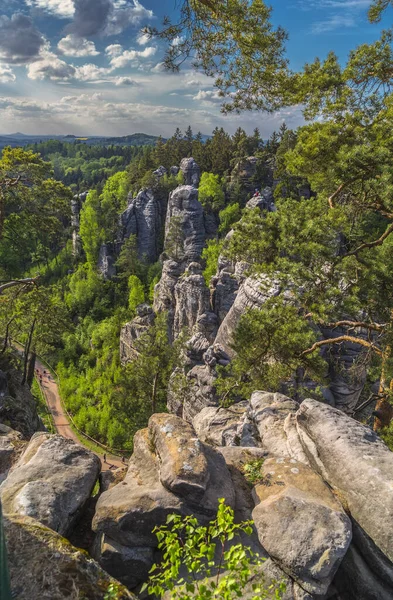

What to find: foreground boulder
left=5, top=514, right=134, bottom=599
left=1, top=433, right=100, bottom=536
left=93, top=415, right=235, bottom=587
left=297, top=400, right=393, bottom=562
left=252, top=457, right=352, bottom=595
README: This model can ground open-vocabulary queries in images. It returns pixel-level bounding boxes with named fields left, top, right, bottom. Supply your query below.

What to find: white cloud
left=26, top=46, right=76, bottom=80
left=136, top=31, right=151, bottom=46
left=151, top=62, right=165, bottom=73
left=25, top=0, right=75, bottom=18
left=171, top=36, right=184, bottom=47
left=110, top=46, right=157, bottom=69
left=58, top=34, right=99, bottom=57
left=0, top=65, right=16, bottom=83
left=105, top=44, right=123, bottom=56
left=0, top=93, right=305, bottom=138
left=193, top=89, right=223, bottom=103
left=115, top=76, right=137, bottom=85
left=74, top=63, right=112, bottom=81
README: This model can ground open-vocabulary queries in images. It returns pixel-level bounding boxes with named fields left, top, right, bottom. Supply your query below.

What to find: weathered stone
left=119, top=188, right=167, bottom=262
left=173, top=263, right=212, bottom=338
left=100, top=466, right=128, bottom=492
left=180, top=157, right=201, bottom=187
left=170, top=165, right=180, bottom=176
left=93, top=428, right=186, bottom=548
left=0, top=364, right=44, bottom=438
left=181, top=363, right=219, bottom=422
left=148, top=413, right=209, bottom=503
left=164, top=185, right=206, bottom=262
left=5, top=514, right=134, bottom=600
left=92, top=533, right=154, bottom=589
left=1, top=433, right=100, bottom=536
left=212, top=269, right=240, bottom=325
left=120, top=304, right=155, bottom=365
left=250, top=391, right=300, bottom=457
left=193, top=403, right=258, bottom=448
left=153, top=165, right=167, bottom=178
left=252, top=457, right=352, bottom=595
left=215, top=277, right=281, bottom=357
left=97, top=242, right=116, bottom=280
left=246, top=187, right=275, bottom=212
left=0, top=423, right=25, bottom=483
left=296, top=399, right=393, bottom=590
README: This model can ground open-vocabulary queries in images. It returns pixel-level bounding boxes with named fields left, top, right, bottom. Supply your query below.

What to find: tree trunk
left=374, top=341, right=393, bottom=431
left=151, top=373, right=159, bottom=415
left=1, top=317, right=15, bottom=354
left=26, top=352, right=36, bottom=389
left=22, top=318, right=36, bottom=385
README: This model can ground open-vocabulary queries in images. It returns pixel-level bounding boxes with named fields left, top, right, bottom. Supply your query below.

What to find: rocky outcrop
left=246, top=187, right=276, bottom=212
left=120, top=304, right=155, bottom=365
left=250, top=392, right=300, bottom=458
left=71, top=191, right=88, bottom=257
left=0, top=365, right=44, bottom=438
left=0, top=424, right=24, bottom=483
left=92, top=416, right=235, bottom=587
left=193, top=403, right=259, bottom=447
left=296, top=399, right=393, bottom=597
left=180, top=157, right=201, bottom=187
left=97, top=242, right=116, bottom=280
left=119, top=188, right=167, bottom=263
left=164, top=185, right=206, bottom=262
left=5, top=514, right=134, bottom=600
left=252, top=457, right=352, bottom=595
left=173, top=263, right=213, bottom=339
left=1, top=433, right=100, bottom=536
left=215, top=277, right=281, bottom=356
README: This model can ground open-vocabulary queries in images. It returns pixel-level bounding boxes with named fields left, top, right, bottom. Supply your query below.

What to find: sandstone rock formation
left=0, top=365, right=44, bottom=438
left=92, top=415, right=235, bottom=587
left=164, top=185, right=206, bottom=262
left=296, top=399, right=393, bottom=598
left=0, top=424, right=24, bottom=483
left=97, top=242, right=116, bottom=280
left=71, top=191, right=88, bottom=257
left=1, top=433, right=101, bottom=536
left=119, top=188, right=167, bottom=262
left=252, top=457, right=352, bottom=595
left=120, top=304, right=155, bottom=365
left=180, top=157, right=201, bottom=187
left=5, top=514, right=134, bottom=600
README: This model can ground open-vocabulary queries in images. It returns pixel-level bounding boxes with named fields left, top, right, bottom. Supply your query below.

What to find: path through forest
left=35, top=358, right=124, bottom=472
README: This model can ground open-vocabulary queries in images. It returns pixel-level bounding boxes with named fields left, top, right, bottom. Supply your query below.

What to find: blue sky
left=0, top=0, right=390, bottom=137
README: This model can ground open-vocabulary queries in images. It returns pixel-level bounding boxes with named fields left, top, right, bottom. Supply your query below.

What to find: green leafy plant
left=243, top=458, right=265, bottom=487
left=142, top=498, right=285, bottom=599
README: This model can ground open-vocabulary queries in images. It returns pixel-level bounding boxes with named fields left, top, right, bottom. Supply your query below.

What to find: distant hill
left=0, top=132, right=162, bottom=149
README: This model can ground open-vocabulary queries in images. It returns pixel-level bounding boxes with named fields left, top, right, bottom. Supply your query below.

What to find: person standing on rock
left=103, top=453, right=106, bottom=463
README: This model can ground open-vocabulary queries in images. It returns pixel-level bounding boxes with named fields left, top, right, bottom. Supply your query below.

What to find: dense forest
left=0, top=124, right=287, bottom=451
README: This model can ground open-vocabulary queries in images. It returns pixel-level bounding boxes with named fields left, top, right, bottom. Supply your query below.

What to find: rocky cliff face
left=119, top=188, right=167, bottom=263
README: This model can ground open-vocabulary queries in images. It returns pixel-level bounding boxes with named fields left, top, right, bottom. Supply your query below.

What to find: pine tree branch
left=301, top=335, right=382, bottom=357
left=324, top=320, right=385, bottom=332
left=345, top=222, right=393, bottom=257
